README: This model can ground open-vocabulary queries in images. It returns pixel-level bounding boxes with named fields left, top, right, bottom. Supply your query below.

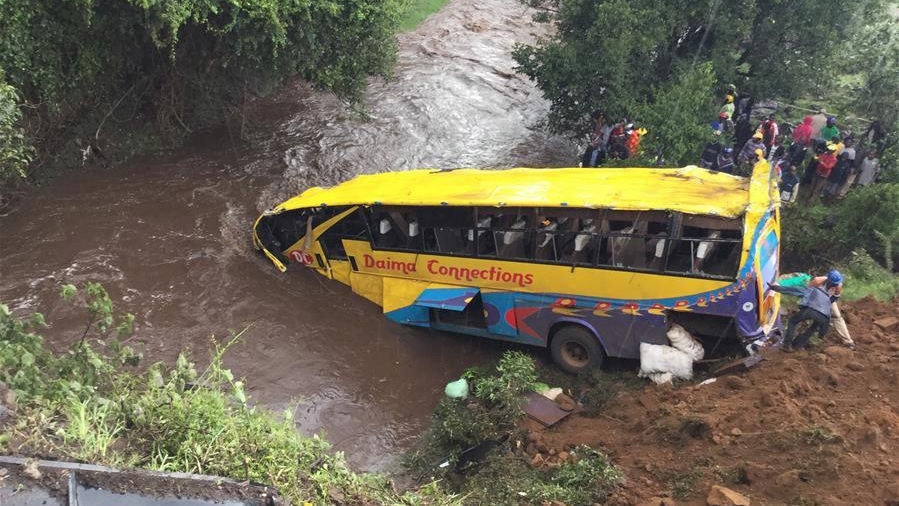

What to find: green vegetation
left=1, top=284, right=457, bottom=505
left=405, top=352, right=621, bottom=505
left=512, top=0, right=892, bottom=165
left=842, top=250, right=899, bottom=302
left=0, top=0, right=402, bottom=186
left=457, top=446, right=621, bottom=506
left=398, top=0, right=450, bottom=32
left=0, top=69, right=31, bottom=184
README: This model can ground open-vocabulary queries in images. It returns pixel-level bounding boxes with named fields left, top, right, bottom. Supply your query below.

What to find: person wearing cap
left=818, top=116, right=840, bottom=143
left=751, top=148, right=770, bottom=178
left=809, top=270, right=855, bottom=349
left=716, top=146, right=735, bottom=174
left=711, top=112, right=729, bottom=133
left=720, top=94, right=735, bottom=118
left=700, top=131, right=724, bottom=170
left=738, top=132, right=766, bottom=173
left=768, top=274, right=841, bottom=351
left=805, top=143, right=838, bottom=202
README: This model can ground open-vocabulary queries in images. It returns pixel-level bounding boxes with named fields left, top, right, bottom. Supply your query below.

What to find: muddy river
left=0, top=0, right=574, bottom=470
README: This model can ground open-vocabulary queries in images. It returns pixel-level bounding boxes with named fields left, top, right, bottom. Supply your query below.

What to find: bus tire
left=550, top=325, right=604, bottom=374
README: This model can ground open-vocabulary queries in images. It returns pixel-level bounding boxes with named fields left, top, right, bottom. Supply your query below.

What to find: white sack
left=638, top=342, right=693, bottom=381
left=666, top=324, right=705, bottom=361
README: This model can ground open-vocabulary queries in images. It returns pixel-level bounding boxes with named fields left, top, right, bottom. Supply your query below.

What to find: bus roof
left=276, top=167, right=752, bottom=218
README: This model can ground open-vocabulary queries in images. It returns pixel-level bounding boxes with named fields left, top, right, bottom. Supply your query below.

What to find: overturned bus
left=253, top=165, right=781, bottom=373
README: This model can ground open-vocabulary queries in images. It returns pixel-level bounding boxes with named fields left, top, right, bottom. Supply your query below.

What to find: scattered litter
left=444, top=378, right=469, bottom=399
left=540, top=387, right=563, bottom=400
left=532, top=382, right=550, bottom=393
left=522, top=391, right=572, bottom=427
left=699, top=378, right=718, bottom=386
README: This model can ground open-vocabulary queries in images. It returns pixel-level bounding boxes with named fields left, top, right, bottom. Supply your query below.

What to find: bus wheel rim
left=562, top=341, right=589, bottom=367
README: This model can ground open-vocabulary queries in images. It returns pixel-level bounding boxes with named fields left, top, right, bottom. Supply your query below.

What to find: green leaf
left=60, top=284, right=77, bottom=301
left=30, top=312, right=47, bottom=327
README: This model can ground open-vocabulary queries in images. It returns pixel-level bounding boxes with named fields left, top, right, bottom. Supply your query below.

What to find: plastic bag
left=444, top=378, right=469, bottom=399
left=667, top=324, right=705, bottom=361
left=638, top=342, right=693, bottom=381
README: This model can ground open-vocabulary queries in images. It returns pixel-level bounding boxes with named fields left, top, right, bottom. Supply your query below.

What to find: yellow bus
left=253, top=165, right=781, bottom=373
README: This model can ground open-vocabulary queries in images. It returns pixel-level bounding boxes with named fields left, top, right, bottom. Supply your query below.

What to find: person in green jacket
left=818, top=116, right=840, bottom=142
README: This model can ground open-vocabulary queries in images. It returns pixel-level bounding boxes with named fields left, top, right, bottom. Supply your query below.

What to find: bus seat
left=499, top=218, right=527, bottom=258
left=467, top=216, right=492, bottom=241
left=409, top=220, right=420, bottom=237
left=435, top=228, right=466, bottom=253
left=695, top=230, right=721, bottom=272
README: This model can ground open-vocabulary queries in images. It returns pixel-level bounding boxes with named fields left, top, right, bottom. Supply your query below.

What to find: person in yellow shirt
left=751, top=148, right=770, bottom=178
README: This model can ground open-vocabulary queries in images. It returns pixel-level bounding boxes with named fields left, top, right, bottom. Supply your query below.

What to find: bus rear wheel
left=550, top=326, right=604, bottom=374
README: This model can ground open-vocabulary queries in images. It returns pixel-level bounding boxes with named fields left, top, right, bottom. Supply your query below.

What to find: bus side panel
left=509, top=294, right=668, bottom=360
left=348, top=271, right=384, bottom=307
left=383, top=277, right=432, bottom=327
left=602, top=314, right=668, bottom=360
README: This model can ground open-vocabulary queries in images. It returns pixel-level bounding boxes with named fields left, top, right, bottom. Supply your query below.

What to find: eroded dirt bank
left=524, top=297, right=899, bottom=505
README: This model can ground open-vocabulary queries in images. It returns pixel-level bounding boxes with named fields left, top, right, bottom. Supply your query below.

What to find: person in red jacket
left=806, top=144, right=838, bottom=203
left=792, top=116, right=814, bottom=146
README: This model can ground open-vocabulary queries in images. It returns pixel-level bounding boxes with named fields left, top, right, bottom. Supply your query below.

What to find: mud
left=0, top=0, right=574, bottom=471
left=524, top=297, right=899, bottom=505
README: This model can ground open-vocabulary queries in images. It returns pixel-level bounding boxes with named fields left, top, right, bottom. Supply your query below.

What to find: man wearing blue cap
left=809, top=270, right=855, bottom=349
left=769, top=270, right=847, bottom=351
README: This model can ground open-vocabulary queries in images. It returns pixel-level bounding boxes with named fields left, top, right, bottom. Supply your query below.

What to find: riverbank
left=5, top=287, right=899, bottom=505
left=0, top=285, right=457, bottom=505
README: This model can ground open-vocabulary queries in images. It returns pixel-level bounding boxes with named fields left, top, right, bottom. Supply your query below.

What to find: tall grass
left=398, top=0, right=450, bottom=32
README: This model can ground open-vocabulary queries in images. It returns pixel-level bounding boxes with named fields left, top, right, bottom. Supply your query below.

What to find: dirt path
left=525, top=297, right=899, bottom=505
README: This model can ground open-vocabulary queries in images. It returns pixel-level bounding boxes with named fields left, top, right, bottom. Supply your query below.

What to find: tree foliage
left=627, top=63, right=717, bottom=165
left=0, top=0, right=401, bottom=182
left=514, top=0, right=886, bottom=140
left=0, top=68, right=31, bottom=183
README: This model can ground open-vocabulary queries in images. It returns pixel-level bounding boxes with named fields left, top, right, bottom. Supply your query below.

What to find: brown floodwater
left=0, top=0, right=573, bottom=470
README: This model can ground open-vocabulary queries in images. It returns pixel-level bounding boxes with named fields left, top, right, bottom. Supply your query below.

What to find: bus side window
left=664, top=215, right=742, bottom=278
left=319, top=207, right=369, bottom=260
left=535, top=209, right=597, bottom=265
left=476, top=208, right=532, bottom=260
left=367, top=207, right=422, bottom=252
left=419, top=206, right=473, bottom=255
left=600, top=211, right=669, bottom=271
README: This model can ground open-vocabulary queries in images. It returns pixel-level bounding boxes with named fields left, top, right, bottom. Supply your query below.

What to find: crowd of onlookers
left=698, top=86, right=887, bottom=204
left=579, top=86, right=888, bottom=207
left=581, top=111, right=647, bottom=167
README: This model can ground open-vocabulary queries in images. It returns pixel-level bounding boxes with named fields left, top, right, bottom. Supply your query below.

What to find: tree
left=0, top=0, right=402, bottom=176
left=0, top=68, right=31, bottom=185
left=627, top=63, right=717, bottom=166
left=513, top=0, right=886, bottom=138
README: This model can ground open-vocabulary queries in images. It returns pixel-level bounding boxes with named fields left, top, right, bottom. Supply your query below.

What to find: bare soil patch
left=524, top=297, right=899, bottom=505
